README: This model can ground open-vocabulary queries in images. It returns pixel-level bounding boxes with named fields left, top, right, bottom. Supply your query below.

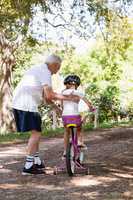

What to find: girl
left=62, top=75, right=95, bottom=157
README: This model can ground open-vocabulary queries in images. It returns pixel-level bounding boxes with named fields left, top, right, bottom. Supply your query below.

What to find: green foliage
left=0, top=0, right=38, bottom=37
left=39, top=104, right=53, bottom=130
left=13, top=41, right=48, bottom=87
left=98, top=85, right=120, bottom=122
left=0, top=0, right=62, bottom=43
left=13, top=43, right=36, bottom=87
left=61, top=17, right=133, bottom=122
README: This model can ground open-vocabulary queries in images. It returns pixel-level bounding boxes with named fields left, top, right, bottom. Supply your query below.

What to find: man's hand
left=55, top=107, right=62, bottom=117
left=45, top=98, right=53, bottom=104
left=46, top=100, right=62, bottom=116
left=43, top=85, right=53, bottom=102
left=53, top=103, right=62, bottom=115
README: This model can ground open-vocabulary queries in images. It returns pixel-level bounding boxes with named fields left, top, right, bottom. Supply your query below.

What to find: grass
left=83, top=120, right=133, bottom=130
left=0, top=128, right=64, bottom=144
left=0, top=132, right=30, bottom=144
left=99, top=120, right=133, bottom=129
left=0, top=120, right=132, bottom=145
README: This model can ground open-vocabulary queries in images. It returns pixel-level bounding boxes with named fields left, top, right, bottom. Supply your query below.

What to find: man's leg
left=23, top=130, right=44, bottom=175
left=27, top=130, right=41, bottom=155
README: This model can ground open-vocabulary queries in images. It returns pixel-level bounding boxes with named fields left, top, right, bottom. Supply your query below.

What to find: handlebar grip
left=90, top=108, right=97, bottom=112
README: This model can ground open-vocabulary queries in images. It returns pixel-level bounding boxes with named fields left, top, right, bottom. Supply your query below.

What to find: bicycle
left=53, top=119, right=88, bottom=176
left=66, top=107, right=97, bottom=176
left=53, top=108, right=96, bottom=176
left=65, top=122, right=89, bottom=176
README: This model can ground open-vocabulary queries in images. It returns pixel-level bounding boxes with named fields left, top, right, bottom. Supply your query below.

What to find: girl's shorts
left=62, top=115, right=82, bottom=127
left=13, top=109, right=42, bottom=132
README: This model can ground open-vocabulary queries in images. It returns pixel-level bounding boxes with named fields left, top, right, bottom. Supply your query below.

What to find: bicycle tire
left=66, top=142, right=75, bottom=176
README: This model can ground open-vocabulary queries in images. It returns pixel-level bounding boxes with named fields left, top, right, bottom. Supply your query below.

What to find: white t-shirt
left=12, top=64, right=52, bottom=112
left=62, top=89, right=84, bottom=116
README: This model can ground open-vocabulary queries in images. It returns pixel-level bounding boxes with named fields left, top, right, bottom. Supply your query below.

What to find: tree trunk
left=0, top=32, right=16, bottom=134
left=51, top=109, right=57, bottom=130
left=94, top=107, right=99, bottom=129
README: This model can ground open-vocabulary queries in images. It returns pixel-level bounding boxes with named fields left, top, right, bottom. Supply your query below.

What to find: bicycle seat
left=66, top=123, right=77, bottom=128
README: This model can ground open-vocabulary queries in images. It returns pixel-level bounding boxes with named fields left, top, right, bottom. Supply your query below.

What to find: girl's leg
left=77, top=127, right=86, bottom=147
left=63, top=127, right=70, bottom=156
left=77, top=127, right=83, bottom=145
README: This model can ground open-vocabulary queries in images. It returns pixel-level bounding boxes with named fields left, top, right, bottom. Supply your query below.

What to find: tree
left=0, top=0, right=59, bottom=133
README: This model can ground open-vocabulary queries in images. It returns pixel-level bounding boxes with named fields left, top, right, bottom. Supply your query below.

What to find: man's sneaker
left=22, top=165, right=45, bottom=175
left=35, top=161, right=45, bottom=169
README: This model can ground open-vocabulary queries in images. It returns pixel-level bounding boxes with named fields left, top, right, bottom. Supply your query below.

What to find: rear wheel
left=66, top=142, right=75, bottom=176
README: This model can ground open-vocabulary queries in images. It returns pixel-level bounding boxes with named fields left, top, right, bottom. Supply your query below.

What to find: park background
left=0, top=0, right=133, bottom=136
left=0, top=1, right=133, bottom=200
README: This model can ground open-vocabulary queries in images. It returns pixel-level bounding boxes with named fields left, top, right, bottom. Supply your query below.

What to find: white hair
left=45, top=54, right=62, bottom=64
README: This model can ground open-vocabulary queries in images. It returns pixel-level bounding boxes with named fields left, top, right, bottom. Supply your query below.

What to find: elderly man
left=12, top=54, right=77, bottom=175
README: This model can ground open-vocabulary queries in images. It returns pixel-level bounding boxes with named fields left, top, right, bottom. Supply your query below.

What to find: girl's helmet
left=64, top=75, right=81, bottom=87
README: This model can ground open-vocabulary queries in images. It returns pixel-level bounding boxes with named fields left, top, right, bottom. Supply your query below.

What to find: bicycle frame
left=67, top=124, right=79, bottom=160
left=54, top=110, right=97, bottom=176
left=66, top=124, right=86, bottom=173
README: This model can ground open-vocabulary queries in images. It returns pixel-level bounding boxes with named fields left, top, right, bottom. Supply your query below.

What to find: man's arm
left=43, top=85, right=80, bottom=102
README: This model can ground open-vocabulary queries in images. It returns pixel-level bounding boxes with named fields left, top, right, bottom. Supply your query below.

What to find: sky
left=29, top=0, right=133, bottom=55
left=29, top=1, right=97, bottom=54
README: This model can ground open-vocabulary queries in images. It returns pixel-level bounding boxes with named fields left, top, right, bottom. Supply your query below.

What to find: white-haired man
left=12, top=54, right=78, bottom=175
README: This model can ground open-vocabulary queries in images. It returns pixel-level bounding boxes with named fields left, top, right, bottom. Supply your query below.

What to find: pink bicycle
left=54, top=108, right=96, bottom=176
left=65, top=122, right=89, bottom=176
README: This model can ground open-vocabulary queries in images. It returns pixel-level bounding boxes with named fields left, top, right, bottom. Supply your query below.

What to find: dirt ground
left=0, top=127, right=133, bottom=200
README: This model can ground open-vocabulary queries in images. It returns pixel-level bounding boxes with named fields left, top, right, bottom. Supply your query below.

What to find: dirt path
left=0, top=127, right=133, bottom=200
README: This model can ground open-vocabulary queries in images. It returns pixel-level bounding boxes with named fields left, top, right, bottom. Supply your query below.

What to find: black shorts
left=13, top=109, right=42, bottom=132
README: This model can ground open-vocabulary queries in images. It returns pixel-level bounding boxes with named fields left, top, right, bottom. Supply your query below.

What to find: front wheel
left=66, top=142, right=75, bottom=176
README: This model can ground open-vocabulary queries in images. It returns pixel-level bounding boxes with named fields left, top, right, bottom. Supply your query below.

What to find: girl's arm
left=81, top=97, right=95, bottom=111
left=61, top=100, right=63, bottom=110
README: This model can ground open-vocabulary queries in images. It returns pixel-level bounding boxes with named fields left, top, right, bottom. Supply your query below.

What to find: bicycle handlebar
left=89, top=107, right=97, bottom=113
